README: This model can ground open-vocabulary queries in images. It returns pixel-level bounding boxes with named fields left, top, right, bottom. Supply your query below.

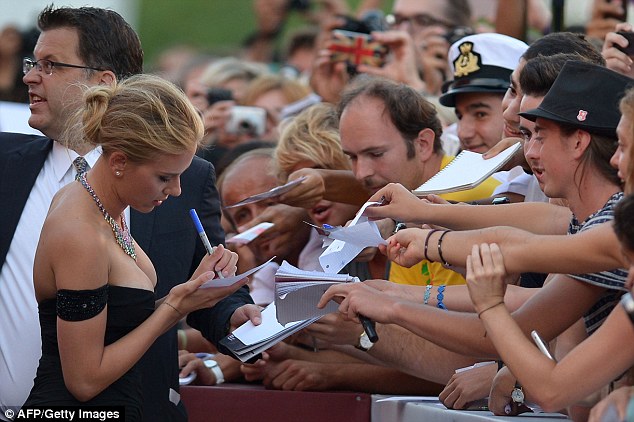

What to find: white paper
left=226, top=222, right=274, bottom=245
left=198, top=257, right=275, bottom=288
left=233, top=302, right=306, bottom=345
left=319, top=201, right=385, bottom=274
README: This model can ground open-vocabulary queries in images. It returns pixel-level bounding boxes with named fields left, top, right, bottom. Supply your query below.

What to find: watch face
left=511, top=387, right=524, bottom=403
left=359, top=332, right=374, bottom=350
left=204, top=359, right=218, bottom=369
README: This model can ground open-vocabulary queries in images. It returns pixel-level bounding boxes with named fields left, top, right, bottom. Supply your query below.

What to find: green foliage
left=137, top=0, right=393, bottom=67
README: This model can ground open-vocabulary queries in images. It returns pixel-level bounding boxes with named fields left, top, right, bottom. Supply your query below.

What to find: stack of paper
left=275, top=261, right=357, bottom=324
left=220, top=302, right=319, bottom=363
left=413, top=143, right=521, bottom=196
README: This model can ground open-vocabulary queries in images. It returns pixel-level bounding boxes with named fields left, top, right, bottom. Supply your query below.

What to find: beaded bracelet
left=423, top=284, right=433, bottom=305
left=437, top=230, right=451, bottom=266
left=437, top=285, right=447, bottom=310
left=424, top=229, right=440, bottom=261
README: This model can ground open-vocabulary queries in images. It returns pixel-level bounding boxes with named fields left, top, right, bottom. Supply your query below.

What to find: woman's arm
left=467, top=244, right=634, bottom=412
left=48, top=225, right=243, bottom=401
left=364, top=183, right=571, bottom=234
left=384, top=223, right=624, bottom=275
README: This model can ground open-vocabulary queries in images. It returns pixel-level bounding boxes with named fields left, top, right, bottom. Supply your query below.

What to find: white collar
left=51, top=141, right=102, bottom=182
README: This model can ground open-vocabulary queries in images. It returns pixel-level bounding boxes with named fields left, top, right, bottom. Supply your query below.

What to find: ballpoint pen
left=189, top=209, right=224, bottom=278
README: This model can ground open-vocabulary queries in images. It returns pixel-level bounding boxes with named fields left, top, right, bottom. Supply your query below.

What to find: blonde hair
left=620, top=87, right=634, bottom=194
left=273, top=103, right=350, bottom=182
left=66, top=74, right=204, bottom=162
left=199, top=57, right=268, bottom=88
left=241, top=74, right=311, bottom=107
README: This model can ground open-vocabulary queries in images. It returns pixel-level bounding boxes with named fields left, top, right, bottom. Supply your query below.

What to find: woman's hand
left=191, top=244, right=238, bottom=280
left=364, top=183, right=429, bottom=224
left=440, top=363, right=497, bottom=409
left=178, top=351, right=218, bottom=385
left=465, top=243, right=508, bottom=315
left=381, top=228, right=428, bottom=268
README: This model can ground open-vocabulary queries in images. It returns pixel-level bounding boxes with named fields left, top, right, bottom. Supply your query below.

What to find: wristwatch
left=511, top=382, right=525, bottom=404
left=355, top=331, right=374, bottom=352
left=203, top=358, right=225, bottom=385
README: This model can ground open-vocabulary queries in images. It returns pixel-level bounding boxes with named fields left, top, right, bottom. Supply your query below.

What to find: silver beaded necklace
left=78, top=173, right=137, bottom=261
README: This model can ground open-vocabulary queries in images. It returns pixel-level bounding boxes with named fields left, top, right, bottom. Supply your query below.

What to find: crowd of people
left=2, top=1, right=634, bottom=421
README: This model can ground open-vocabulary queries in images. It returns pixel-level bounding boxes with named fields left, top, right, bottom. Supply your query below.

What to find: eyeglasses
left=23, top=57, right=105, bottom=76
left=386, top=13, right=454, bottom=30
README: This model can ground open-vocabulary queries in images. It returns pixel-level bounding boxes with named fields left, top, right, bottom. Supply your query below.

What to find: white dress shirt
left=0, top=142, right=101, bottom=418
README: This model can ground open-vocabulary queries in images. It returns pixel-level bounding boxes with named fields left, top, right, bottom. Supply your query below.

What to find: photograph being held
left=23, top=74, right=245, bottom=419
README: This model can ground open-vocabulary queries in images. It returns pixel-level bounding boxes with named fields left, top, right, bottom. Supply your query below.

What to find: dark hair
left=520, top=53, right=598, bottom=97
left=522, top=32, right=604, bottom=66
left=38, top=5, right=143, bottom=79
left=614, top=194, right=634, bottom=252
left=556, top=123, right=621, bottom=190
left=444, top=0, right=472, bottom=28
left=337, top=76, right=443, bottom=157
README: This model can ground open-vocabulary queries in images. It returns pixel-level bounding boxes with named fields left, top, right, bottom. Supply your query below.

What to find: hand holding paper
left=223, top=177, right=307, bottom=209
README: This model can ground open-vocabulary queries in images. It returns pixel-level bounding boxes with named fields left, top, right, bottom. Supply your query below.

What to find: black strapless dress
left=24, top=286, right=155, bottom=421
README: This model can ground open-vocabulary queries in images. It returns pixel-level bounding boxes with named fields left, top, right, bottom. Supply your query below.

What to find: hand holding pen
left=189, top=209, right=225, bottom=279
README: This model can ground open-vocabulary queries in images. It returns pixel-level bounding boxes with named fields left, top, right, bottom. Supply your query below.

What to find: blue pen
left=189, top=209, right=224, bottom=278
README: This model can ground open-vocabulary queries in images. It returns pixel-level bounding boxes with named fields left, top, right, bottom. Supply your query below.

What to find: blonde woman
left=23, top=75, right=245, bottom=419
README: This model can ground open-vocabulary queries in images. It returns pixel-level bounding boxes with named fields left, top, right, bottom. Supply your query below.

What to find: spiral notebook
left=413, top=143, right=521, bottom=196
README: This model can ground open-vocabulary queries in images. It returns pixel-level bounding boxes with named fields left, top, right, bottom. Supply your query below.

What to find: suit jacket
left=0, top=133, right=253, bottom=422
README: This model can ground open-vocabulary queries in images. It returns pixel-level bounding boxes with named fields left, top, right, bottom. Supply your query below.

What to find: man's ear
left=98, top=70, right=116, bottom=86
left=414, top=128, right=437, bottom=162
left=571, top=129, right=592, bottom=159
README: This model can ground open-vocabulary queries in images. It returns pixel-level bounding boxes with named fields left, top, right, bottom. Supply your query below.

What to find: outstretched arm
left=467, top=243, right=634, bottom=412
left=384, top=223, right=624, bottom=276
left=364, top=183, right=571, bottom=234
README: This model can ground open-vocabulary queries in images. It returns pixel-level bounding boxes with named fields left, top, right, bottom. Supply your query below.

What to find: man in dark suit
left=0, top=6, right=257, bottom=422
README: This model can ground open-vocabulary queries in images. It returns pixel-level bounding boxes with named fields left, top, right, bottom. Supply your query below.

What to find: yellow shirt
left=388, top=155, right=503, bottom=286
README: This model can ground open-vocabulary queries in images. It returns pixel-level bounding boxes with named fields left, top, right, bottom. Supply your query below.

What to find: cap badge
left=453, top=42, right=481, bottom=77
left=577, top=110, right=588, bottom=122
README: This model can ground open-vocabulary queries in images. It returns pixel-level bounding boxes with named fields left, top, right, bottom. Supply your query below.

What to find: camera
left=616, top=31, right=634, bottom=55
left=225, top=106, right=267, bottom=137
left=206, top=87, right=233, bottom=106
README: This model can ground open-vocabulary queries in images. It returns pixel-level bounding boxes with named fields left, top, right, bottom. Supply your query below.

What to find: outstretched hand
left=465, top=244, right=508, bottom=315
left=364, top=183, right=428, bottom=224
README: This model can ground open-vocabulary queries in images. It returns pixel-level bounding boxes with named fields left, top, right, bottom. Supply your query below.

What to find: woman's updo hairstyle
left=66, top=74, right=204, bottom=162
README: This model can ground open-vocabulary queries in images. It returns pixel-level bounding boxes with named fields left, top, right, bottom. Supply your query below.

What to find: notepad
left=412, top=143, right=521, bottom=196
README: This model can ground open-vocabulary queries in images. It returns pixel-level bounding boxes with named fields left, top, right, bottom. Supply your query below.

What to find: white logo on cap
left=577, top=110, right=588, bottom=122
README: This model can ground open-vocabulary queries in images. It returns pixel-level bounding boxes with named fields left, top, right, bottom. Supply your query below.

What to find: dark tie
left=73, top=156, right=88, bottom=181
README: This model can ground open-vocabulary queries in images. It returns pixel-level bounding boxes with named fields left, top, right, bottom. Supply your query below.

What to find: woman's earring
left=115, top=171, right=122, bottom=176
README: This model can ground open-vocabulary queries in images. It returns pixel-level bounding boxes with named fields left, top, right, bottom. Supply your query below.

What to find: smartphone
left=225, top=106, right=266, bottom=137
left=531, top=330, right=555, bottom=361
left=616, top=31, right=634, bottom=55
left=328, top=29, right=388, bottom=68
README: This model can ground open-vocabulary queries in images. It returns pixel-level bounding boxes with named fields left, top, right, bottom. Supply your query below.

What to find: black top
left=25, top=286, right=155, bottom=421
